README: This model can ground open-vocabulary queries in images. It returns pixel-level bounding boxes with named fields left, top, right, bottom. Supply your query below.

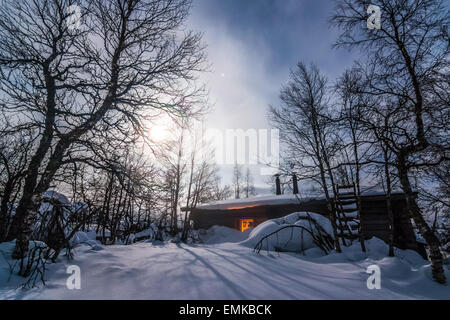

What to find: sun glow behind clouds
left=144, top=112, right=179, bottom=145
left=148, top=125, right=169, bottom=143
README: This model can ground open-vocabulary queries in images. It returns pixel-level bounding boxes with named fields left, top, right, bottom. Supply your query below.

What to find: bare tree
left=181, top=149, right=220, bottom=241
left=243, top=167, right=256, bottom=198
left=0, top=126, right=33, bottom=241
left=269, top=62, right=342, bottom=252
left=331, top=0, right=449, bottom=283
left=0, top=0, right=206, bottom=258
left=209, top=176, right=232, bottom=201
left=232, top=163, right=244, bottom=199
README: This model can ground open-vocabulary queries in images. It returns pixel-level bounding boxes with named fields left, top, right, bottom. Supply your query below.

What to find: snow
left=241, top=212, right=333, bottom=252
left=341, top=203, right=357, bottom=210
left=0, top=234, right=449, bottom=300
left=345, top=211, right=359, bottom=218
left=197, top=194, right=310, bottom=210
left=42, top=190, right=70, bottom=205
left=198, top=225, right=252, bottom=244
left=69, top=230, right=99, bottom=247
left=134, top=227, right=156, bottom=240
left=196, top=189, right=407, bottom=210
left=0, top=240, right=50, bottom=291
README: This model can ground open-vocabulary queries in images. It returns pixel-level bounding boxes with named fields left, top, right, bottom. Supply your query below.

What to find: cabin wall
left=191, top=199, right=330, bottom=229
left=359, top=195, right=420, bottom=253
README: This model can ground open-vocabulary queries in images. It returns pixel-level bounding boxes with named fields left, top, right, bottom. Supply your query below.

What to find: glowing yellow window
left=240, top=219, right=254, bottom=232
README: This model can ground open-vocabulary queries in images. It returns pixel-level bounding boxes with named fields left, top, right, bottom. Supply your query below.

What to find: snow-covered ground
left=0, top=232, right=449, bottom=300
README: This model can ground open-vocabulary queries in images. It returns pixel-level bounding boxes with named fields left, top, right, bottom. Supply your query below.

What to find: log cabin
left=187, top=179, right=427, bottom=258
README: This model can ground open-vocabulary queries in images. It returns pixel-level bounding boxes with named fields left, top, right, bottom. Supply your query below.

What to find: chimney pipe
left=275, top=174, right=281, bottom=195
left=292, top=173, right=299, bottom=194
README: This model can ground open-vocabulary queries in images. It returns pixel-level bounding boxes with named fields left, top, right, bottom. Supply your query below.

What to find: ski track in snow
left=1, top=237, right=449, bottom=300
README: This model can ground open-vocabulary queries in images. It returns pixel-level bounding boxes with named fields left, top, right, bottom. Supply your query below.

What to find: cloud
left=185, top=0, right=358, bottom=192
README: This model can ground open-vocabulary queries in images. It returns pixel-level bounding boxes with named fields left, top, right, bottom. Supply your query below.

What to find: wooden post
left=275, top=174, right=281, bottom=195
left=292, top=173, right=299, bottom=194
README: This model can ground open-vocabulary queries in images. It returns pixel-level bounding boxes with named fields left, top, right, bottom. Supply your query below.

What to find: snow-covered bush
left=241, top=212, right=335, bottom=254
left=34, top=191, right=90, bottom=237
left=198, top=225, right=252, bottom=244
left=125, top=224, right=171, bottom=243
left=69, top=230, right=99, bottom=247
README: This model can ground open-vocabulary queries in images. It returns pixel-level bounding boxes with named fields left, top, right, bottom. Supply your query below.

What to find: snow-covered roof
left=195, top=188, right=407, bottom=211
left=43, top=190, right=70, bottom=205
left=196, top=194, right=313, bottom=210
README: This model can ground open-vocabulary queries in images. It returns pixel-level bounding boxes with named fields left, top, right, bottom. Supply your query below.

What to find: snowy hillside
left=0, top=233, right=448, bottom=300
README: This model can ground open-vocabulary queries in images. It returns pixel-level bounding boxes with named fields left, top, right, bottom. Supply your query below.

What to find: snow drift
left=241, top=212, right=334, bottom=253
left=198, top=225, right=252, bottom=244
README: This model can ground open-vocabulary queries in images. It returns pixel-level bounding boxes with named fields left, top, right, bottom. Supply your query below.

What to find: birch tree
left=0, top=0, right=206, bottom=259
left=331, top=0, right=449, bottom=283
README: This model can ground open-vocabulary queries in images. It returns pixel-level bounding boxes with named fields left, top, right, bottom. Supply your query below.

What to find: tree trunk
left=0, top=178, right=15, bottom=242
left=397, top=160, right=446, bottom=284
left=383, top=148, right=394, bottom=257
left=317, top=154, right=341, bottom=253
left=351, top=127, right=366, bottom=252
left=11, top=195, right=42, bottom=259
left=7, top=62, right=57, bottom=246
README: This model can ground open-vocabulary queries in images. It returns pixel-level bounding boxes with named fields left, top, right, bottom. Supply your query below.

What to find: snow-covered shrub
left=27, top=190, right=97, bottom=260
left=33, top=190, right=85, bottom=238
left=241, top=212, right=334, bottom=254
left=69, top=230, right=99, bottom=247
left=133, top=224, right=159, bottom=241
left=125, top=222, right=202, bottom=244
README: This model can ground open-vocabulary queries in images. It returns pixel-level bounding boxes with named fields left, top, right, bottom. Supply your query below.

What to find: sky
left=185, top=0, right=359, bottom=193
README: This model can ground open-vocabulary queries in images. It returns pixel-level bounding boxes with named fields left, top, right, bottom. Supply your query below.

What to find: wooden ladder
left=335, top=184, right=361, bottom=245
